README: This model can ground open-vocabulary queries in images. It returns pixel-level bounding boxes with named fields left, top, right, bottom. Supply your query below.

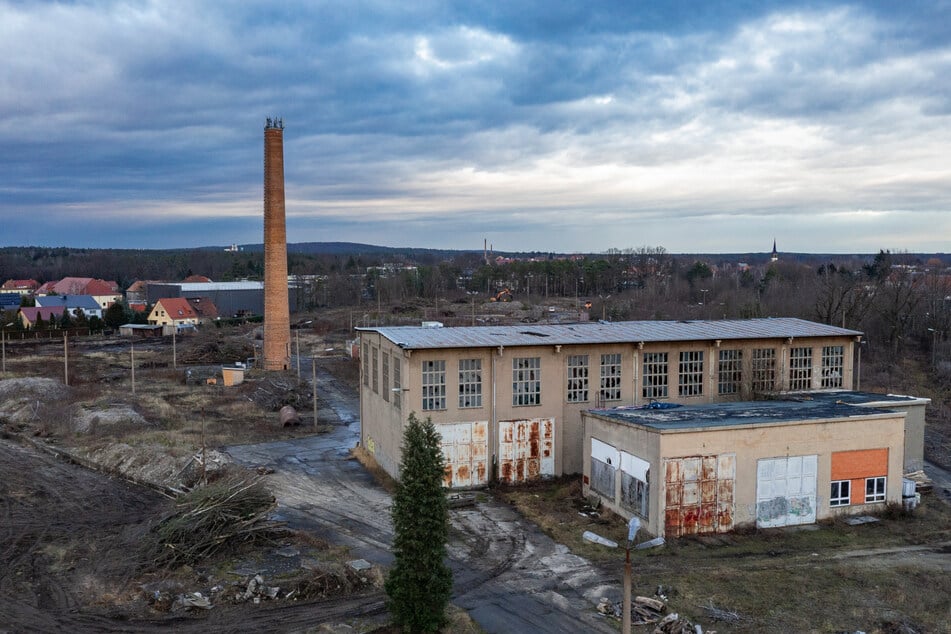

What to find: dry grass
left=500, top=477, right=951, bottom=633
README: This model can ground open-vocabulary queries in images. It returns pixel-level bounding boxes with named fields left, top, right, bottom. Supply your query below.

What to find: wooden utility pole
left=131, top=341, right=136, bottom=395
left=63, top=332, right=69, bottom=386
left=312, top=351, right=317, bottom=429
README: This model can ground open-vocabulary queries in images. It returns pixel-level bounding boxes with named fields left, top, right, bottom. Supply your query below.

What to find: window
left=642, top=352, right=669, bottom=399
left=362, top=343, right=369, bottom=387
left=567, top=355, right=589, bottom=403
left=600, top=353, right=622, bottom=402
left=393, top=358, right=402, bottom=409
left=865, top=476, right=886, bottom=503
left=830, top=480, right=851, bottom=507
left=382, top=353, right=390, bottom=402
left=751, top=348, right=776, bottom=392
left=718, top=349, right=743, bottom=395
left=590, top=457, right=615, bottom=498
left=513, top=357, right=541, bottom=406
left=821, top=345, right=844, bottom=388
left=371, top=348, right=379, bottom=394
left=789, top=347, right=813, bottom=390
left=458, top=359, right=483, bottom=408
left=422, top=360, right=446, bottom=410
left=679, top=351, right=704, bottom=397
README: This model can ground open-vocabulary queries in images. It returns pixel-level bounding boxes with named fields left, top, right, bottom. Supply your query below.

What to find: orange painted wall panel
left=831, top=448, right=888, bottom=480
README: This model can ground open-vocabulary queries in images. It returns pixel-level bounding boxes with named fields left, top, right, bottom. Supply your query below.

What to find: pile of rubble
left=597, top=594, right=715, bottom=633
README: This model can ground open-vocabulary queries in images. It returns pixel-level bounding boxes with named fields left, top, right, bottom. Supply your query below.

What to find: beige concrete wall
left=582, top=411, right=905, bottom=537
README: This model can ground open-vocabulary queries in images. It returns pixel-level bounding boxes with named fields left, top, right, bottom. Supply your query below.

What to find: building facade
left=358, top=318, right=865, bottom=488
left=580, top=400, right=906, bottom=538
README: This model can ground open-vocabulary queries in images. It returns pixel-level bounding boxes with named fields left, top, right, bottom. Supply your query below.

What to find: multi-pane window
left=600, top=353, right=622, bottom=402
left=642, top=352, right=669, bottom=399
left=422, top=360, right=446, bottom=410
left=513, top=357, right=541, bottom=406
left=751, top=348, right=776, bottom=393
left=789, top=347, right=813, bottom=390
left=821, top=345, right=844, bottom=388
left=718, top=349, right=743, bottom=395
left=371, top=348, right=379, bottom=394
left=830, top=480, right=851, bottom=507
left=362, top=343, right=369, bottom=387
left=393, top=358, right=401, bottom=409
left=382, top=353, right=390, bottom=402
left=567, top=355, right=589, bottom=403
left=459, top=359, right=483, bottom=408
left=678, top=351, right=704, bottom=397
left=865, top=476, right=886, bottom=503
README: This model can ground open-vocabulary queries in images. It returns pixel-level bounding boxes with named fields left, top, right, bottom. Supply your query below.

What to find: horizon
left=2, top=2, right=950, bottom=253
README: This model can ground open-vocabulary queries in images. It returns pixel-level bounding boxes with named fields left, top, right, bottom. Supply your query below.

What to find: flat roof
left=359, top=318, right=862, bottom=350
left=587, top=397, right=896, bottom=431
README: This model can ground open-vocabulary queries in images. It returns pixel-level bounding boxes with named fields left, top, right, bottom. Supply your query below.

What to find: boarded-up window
left=591, top=458, right=615, bottom=498
left=620, top=451, right=650, bottom=519
left=393, top=358, right=401, bottom=409
left=382, top=353, right=389, bottom=402
left=372, top=348, right=379, bottom=394
left=362, top=343, right=369, bottom=387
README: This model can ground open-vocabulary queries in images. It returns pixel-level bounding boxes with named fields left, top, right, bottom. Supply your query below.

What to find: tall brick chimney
left=263, top=117, right=290, bottom=371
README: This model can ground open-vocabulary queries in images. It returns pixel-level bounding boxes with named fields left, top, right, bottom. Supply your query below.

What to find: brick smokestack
left=263, top=117, right=290, bottom=371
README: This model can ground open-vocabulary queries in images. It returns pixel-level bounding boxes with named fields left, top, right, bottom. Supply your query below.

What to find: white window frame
left=718, top=349, right=742, bottom=395
left=513, top=357, right=541, bottom=406
left=393, top=357, right=402, bottom=409
left=600, top=353, right=622, bottom=402
left=865, top=476, right=886, bottom=503
left=567, top=354, right=589, bottom=403
left=458, top=358, right=483, bottom=408
left=422, top=360, right=446, bottom=411
left=678, top=350, right=704, bottom=397
left=642, top=352, right=669, bottom=399
left=789, top=346, right=813, bottom=390
left=751, top=348, right=776, bottom=392
left=830, top=480, right=851, bottom=507
left=821, top=345, right=844, bottom=388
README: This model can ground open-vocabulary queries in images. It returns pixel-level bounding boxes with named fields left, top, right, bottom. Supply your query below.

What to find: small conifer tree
left=385, top=412, right=452, bottom=632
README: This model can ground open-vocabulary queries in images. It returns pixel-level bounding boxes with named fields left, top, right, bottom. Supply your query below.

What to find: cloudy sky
left=2, top=1, right=950, bottom=254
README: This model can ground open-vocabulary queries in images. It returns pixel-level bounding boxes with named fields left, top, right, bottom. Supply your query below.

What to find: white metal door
left=498, top=418, right=555, bottom=484
left=756, top=455, right=817, bottom=528
left=437, top=421, right=488, bottom=488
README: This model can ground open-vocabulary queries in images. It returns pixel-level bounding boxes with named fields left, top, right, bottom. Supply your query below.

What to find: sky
left=2, top=1, right=951, bottom=254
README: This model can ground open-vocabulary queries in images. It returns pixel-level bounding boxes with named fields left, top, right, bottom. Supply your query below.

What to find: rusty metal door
left=498, top=418, right=554, bottom=484
left=664, top=453, right=735, bottom=538
left=437, top=421, right=488, bottom=489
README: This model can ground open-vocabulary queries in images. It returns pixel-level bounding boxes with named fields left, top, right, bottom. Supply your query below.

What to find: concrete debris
left=172, top=592, right=213, bottom=611
left=447, top=492, right=476, bottom=508
left=597, top=594, right=675, bottom=626
left=236, top=574, right=281, bottom=602
left=653, top=612, right=705, bottom=634
left=701, top=602, right=744, bottom=624
left=582, top=531, right=618, bottom=548
left=844, top=516, right=880, bottom=526
left=348, top=559, right=372, bottom=571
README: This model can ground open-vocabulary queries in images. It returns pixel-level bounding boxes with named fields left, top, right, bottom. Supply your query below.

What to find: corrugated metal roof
left=358, top=318, right=862, bottom=350
left=589, top=398, right=892, bottom=431
left=177, top=282, right=264, bottom=291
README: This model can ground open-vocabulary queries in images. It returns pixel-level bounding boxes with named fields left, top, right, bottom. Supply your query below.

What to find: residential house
left=147, top=297, right=218, bottom=327
left=34, top=295, right=103, bottom=319
left=1, top=279, right=39, bottom=296
left=18, top=306, right=65, bottom=329
left=36, top=277, right=121, bottom=309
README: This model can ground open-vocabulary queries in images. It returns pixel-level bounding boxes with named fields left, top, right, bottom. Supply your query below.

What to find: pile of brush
left=146, top=472, right=284, bottom=568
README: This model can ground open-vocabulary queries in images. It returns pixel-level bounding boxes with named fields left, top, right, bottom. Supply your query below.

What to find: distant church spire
left=770, top=239, right=778, bottom=262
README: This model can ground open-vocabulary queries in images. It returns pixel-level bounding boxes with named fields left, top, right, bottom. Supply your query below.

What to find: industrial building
left=357, top=317, right=927, bottom=535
